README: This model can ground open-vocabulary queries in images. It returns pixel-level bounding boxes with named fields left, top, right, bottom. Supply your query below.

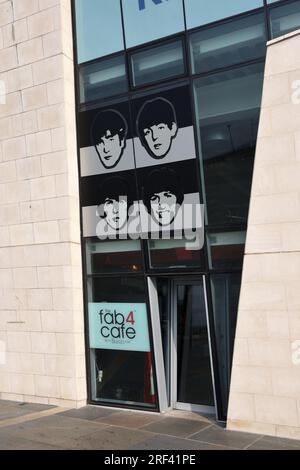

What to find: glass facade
left=184, top=0, right=264, bottom=30
left=73, top=0, right=298, bottom=420
left=75, top=0, right=124, bottom=63
left=194, top=63, right=264, bottom=229
left=269, top=0, right=300, bottom=38
left=79, top=54, right=128, bottom=104
left=189, top=13, right=266, bottom=74
left=130, top=40, right=185, bottom=87
left=122, top=0, right=185, bottom=48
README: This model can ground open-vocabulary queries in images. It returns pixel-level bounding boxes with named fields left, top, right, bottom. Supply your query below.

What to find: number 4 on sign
left=126, top=311, right=135, bottom=325
left=138, top=0, right=168, bottom=11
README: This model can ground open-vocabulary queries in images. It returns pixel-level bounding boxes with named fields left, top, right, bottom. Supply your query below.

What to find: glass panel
left=156, top=278, right=171, bottom=405
left=185, top=0, right=264, bottom=30
left=79, top=55, right=127, bottom=104
left=131, top=40, right=185, bottom=87
left=190, top=13, right=266, bottom=75
left=88, top=276, right=157, bottom=408
left=210, top=274, right=241, bottom=419
left=85, top=240, right=143, bottom=274
left=270, top=0, right=300, bottom=38
left=177, top=283, right=214, bottom=406
left=194, top=63, right=265, bottom=227
left=207, top=231, right=246, bottom=269
left=148, top=237, right=204, bottom=269
left=75, top=0, right=124, bottom=63
left=122, top=0, right=185, bottom=48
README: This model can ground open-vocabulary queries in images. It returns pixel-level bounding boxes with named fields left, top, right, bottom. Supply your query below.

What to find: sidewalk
left=0, top=400, right=299, bottom=450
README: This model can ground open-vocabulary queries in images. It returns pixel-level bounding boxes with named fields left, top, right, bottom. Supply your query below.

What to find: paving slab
left=0, top=406, right=35, bottom=421
left=141, top=417, right=212, bottom=438
left=247, top=435, right=300, bottom=451
left=96, top=410, right=164, bottom=429
left=191, top=425, right=263, bottom=450
left=131, top=434, right=234, bottom=451
left=4, top=415, right=110, bottom=448
left=0, top=434, right=60, bottom=451
left=59, top=406, right=119, bottom=421
left=57, top=426, right=155, bottom=450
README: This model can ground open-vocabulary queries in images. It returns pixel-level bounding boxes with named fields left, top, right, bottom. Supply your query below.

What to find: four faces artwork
left=91, top=98, right=182, bottom=231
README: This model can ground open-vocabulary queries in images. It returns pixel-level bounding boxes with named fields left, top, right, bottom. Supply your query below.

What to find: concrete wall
left=227, top=30, right=300, bottom=440
left=0, top=0, right=86, bottom=407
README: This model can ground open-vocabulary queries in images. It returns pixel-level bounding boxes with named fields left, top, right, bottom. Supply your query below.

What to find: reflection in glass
left=88, top=276, right=157, bottom=408
left=131, top=40, right=185, bottom=87
left=79, top=55, right=127, bottom=104
left=177, top=283, right=214, bottom=406
left=91, top=349, right=156, bottom=407
left=88, top=276, right=146, bottom=303
left=210, top=274, right=241, bottom=419
left=75, top=0, right=124, bottom=63
left=207, top=231, right=246, bottom=269
left=190, top=13, right=266, bottom=75
left=122, top=0, right=185, bottom=48
left=269, top=0, right=300, bottom=38
left=185, top=0, right=264, bottom=30
left=85, top=240, right=143, bottom=274
left=148, top=238, right=204, bottom=269
left=194, top=63, right=265, bottom=227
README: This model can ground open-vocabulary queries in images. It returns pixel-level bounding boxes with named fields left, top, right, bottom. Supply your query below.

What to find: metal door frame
left=170, top=276, right=217, bottom=414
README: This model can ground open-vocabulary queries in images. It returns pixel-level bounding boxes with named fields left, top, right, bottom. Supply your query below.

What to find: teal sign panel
left=88, top=302, right=151, bottom=352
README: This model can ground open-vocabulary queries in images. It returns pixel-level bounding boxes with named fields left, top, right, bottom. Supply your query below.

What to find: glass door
left=171, top=278, right=216, bottom=413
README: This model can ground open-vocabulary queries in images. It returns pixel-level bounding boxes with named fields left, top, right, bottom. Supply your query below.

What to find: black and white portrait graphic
left=137, top=97, right=178, bottom=160
left=79, top=85, right=203, bottom=239
left=133, top=86, right=197, bottom=169
left=91, top=109, right=128, bottom=170
left=96, top=176, right=133, bottom=231
left=144, top=167, right=184, bottom=227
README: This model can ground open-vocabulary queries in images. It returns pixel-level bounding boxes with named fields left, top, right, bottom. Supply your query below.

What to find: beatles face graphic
left=137, top=97, right=178, bottom=160
left=143, top=122, right=177, bottom=159
left=96, top=130, right=126, bottom=169
left=102, top=196, right=128, bottom=230
left=97, top=177, right=132, bottom=232
left=145, top=168, right=184, bottom=228
left=150, top=190, right=178, bottom=226
left=92, top=109, right=128, bottom=170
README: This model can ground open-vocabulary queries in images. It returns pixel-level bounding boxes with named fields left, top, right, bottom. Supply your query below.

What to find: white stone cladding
left=227, top=29, right=300, bottom=440
left=0, top=0, right=86, bottom=407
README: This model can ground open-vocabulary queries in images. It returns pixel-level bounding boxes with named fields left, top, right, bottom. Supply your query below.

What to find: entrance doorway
left=157, top=277, right=216, bottom=414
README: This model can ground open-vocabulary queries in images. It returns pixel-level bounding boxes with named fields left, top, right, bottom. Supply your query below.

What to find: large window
left=79, top=55, right=128, bottom=104
left=207, top=230, right=247, bottom=270
left=269, top=0, right=300, bottom=38
left=85, top=240, right=143, bottom=274
left=87, top=276, right=157, bottom=408
left=194, top=63, right=265, bottom=228
left=148, top=237, right=205, bottom=270
left=122, top=0, right=185, bottom=48
left=75, top=0, right=124, bottom=63
left=130, top=40, right=185, bottom=87
left=193, top=62, right=265, bottom=271
left=184, top=0, right=264, bottom=30
left=189, top=13, right=266, bottom=74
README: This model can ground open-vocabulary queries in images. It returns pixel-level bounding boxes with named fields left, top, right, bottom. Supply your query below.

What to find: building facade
left=0, top=0, right=300, bottom=439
